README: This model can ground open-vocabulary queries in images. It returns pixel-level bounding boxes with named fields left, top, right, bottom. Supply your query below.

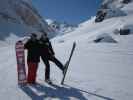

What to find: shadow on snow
left=19, top=83, right=88, bottom=100
left=19, top=83, right=114, bottom=100
left=64, top=84, right=114, bottom=100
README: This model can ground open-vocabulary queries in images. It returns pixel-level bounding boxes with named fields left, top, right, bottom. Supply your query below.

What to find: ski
left=61, top=42, right=76, bottom=85
left=15, top=41, right=27, bottom=84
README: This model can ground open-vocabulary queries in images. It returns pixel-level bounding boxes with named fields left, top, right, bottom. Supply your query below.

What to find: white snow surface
left=0, top=1, right=133, bottom=100
left=0, top=17, right=133, bottom=100
left=0, top=30, right=133, bottom=100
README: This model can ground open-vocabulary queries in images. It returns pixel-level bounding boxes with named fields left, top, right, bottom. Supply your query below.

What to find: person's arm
left=49, top=42, right=55, bottom=55
left=47, top=38, right=55, bottom=55
left=24, top=40, right=31, bottom=49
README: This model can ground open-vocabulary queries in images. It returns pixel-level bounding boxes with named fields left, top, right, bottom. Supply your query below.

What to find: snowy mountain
left=46, top=19, right=77, bottom=36
left=95, top=0, right=132, bottom=22
left=0, top=0, right=54, bottom=44
left=55, top=0, right=133, bottom=44
left=0, top=0, right=133, bottom=100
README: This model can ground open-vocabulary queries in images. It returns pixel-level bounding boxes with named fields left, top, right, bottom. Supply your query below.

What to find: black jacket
left=24, top=39, right=40, bottom=62
left=38, top=37, right=55, bottom=57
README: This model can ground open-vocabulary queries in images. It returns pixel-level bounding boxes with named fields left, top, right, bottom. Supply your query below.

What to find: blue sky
left=32, top=0, right=101, bottom=24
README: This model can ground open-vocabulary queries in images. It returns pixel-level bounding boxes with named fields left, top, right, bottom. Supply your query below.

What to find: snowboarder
left=24, top=33, right=40, bottom=84
left=38, top=33, right=65, bottom=84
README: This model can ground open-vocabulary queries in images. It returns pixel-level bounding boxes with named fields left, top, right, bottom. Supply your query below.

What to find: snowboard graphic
left=61, top=42, right=76, bottom=85
left=15, top=41, right=26, bottom=84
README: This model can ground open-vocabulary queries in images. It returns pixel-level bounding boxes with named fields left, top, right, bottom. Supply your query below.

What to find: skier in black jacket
left=24, top=33, right=40, bottom=84
left=39, top=33, right=65, bottom=84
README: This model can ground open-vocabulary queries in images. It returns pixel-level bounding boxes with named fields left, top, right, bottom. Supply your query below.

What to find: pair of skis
left=15, top=41, right=76, bottom=85
left=61, top=42, right=76, bottom=85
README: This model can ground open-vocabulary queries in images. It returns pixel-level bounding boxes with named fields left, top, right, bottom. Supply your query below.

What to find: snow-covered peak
left=0, top=0, right=54, bottom=44
left=46, top=19, right=77, bottom=36
left=46, top=19, right=54, bottom=25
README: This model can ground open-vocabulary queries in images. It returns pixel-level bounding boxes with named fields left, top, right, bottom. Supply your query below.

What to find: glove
left=51, top=51, right=55, bottom=56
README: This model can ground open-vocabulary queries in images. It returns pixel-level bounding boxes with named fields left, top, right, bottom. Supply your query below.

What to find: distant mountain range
left=46, top=19, right=77, bottom=36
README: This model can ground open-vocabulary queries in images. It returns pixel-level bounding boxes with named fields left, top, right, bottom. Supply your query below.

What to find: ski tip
left=73, top=42, right=76, bottom=49
left=73, top=41, right=76, bottom=46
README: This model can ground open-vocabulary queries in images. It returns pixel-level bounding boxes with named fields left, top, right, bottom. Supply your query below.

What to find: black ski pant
left=41, top=55, right=64, bottom=80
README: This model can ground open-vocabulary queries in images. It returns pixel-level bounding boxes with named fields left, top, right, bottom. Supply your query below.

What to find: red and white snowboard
left=15, top=41, right=26, bottom=84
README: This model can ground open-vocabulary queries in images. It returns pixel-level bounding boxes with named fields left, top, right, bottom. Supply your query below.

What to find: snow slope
left=0, top=29, right=133, bottom=100
left=50, top=16, right=133, bottom=100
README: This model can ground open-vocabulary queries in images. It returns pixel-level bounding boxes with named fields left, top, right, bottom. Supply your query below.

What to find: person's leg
left=49, top=56, right=64, bottom=71
left=32, top=63, right=38, bottom=83
left=27, top=62, right=38, bottom=84
left=41, top=56, right=50, bottom=80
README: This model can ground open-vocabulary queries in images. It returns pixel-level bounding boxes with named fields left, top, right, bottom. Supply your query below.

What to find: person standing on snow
left=38, top=33, right=65, bottom=84
left=24, top=33, right=40, bottom=84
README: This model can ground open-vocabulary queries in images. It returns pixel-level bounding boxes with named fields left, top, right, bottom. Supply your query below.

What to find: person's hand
left=21, top=37, right=30, bottom=44
left=49, top=50, right=55, bottom=56
left=52, top=52, right=55, bottom=56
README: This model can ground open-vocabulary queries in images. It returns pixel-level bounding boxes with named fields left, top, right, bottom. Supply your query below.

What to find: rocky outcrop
left=95, top=0, right=132, bottom=22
